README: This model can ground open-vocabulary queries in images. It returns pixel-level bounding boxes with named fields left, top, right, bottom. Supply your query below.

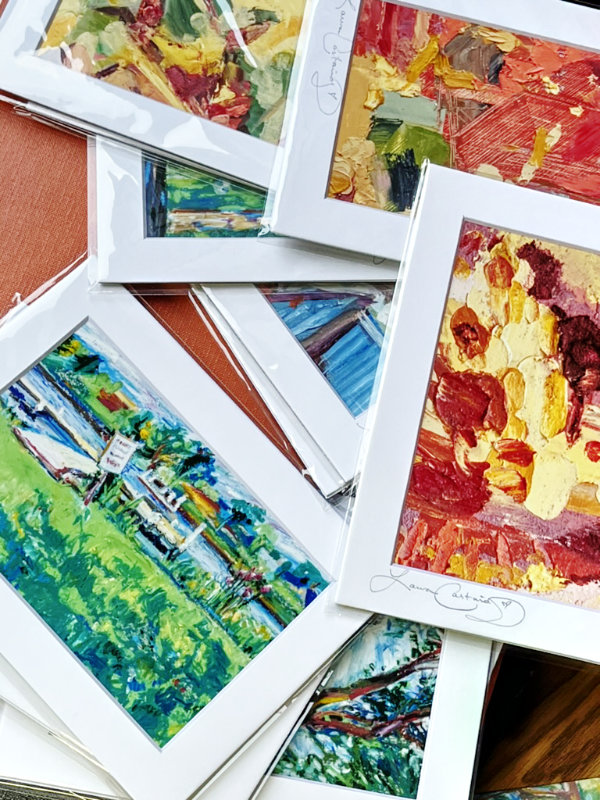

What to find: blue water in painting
left=321, top=325, right=383, bottom=417
left=271, top=297, right=358, bottom=342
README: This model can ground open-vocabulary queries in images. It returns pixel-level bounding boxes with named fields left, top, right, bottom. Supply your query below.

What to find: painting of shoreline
left=329, top=0, right=600, bottom=213
left=0, top=321, right=327, bottom=746
left=145, top=158, right=267, bottom=238
left=395, top=223, right=600, bottom=608
left=260, top=284, right=394, bottom=417
left=274, top=616, right=442, bottom=797
left=41, top=0, right=305, bottom=144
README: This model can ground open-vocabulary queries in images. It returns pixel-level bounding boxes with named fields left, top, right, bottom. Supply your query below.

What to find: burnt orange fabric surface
left=0, top=96, right=302, bottom=469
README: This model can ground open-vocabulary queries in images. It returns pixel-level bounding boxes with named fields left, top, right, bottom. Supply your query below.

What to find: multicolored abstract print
left=329, top=0, right=600, bottom=212
left=395, top=224, right=600, bottom=608
left=144, top=157, right=267, bottom=237
left=261, top=284, right=394, bottom=417
left=479, top=778, right=600, bottom=799
left=0, top=322, right=327, bottom=746
left=274, top=616, right=442, bottom=797
left=42, top=0, right=305, bottom=143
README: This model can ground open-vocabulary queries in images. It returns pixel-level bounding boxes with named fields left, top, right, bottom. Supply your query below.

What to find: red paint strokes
left=434, top=371, right=507, bottom=437
left=585, top=441, right=600, bottom=462
left=354, top=0, right=417, bottom=72
left=409, top=457, right=490, bottom=517
left=450, top=306, right=490, bottom=359
left=561, top=112, right=600, bottom=163
left=484, top=255, right=514, bottom=289
left=98, top=389, right=129, bottom=413
left=493, top=439, right=535, bottom=467
left=516, top=241, right=563, bottom=301
left=165, top=66, right=220, bottom=104
left=137, top=0, right=163, bottom=27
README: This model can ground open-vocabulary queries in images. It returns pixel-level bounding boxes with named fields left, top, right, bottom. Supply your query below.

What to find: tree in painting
left=274, top=616, right=442, bottom=798
left=0, top=321, right=327, bottom=747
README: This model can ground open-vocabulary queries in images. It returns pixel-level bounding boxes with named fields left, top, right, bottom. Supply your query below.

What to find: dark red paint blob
left=411, top=458, right=491, bottom=517
left=585, top=441, right=600, bottom=462
left=494, top=439, right=535, bottom=467
left=516, top=241, right=562, bottom=301
left=136, top=0, right=163, bottom=27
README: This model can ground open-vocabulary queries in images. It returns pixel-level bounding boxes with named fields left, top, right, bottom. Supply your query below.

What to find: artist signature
left=311, top=0, right=355, bottom=115
left=370, top=567, right=526, bottom=628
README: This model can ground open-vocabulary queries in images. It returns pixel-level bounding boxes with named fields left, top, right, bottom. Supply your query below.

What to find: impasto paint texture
left=329, top=0, right=600, bottom=213
left=395, top=223, right=600, bottom=608
left=274, top=616, right=442, bottom=797
left=479, top=778, right=600, bottom=799
left=41, top=0, right=305, bottom=144
left=261, top=284, right=394, bottom=417
left=0, top=322, right=327, bottom=746
left=145, top=157, right=267, bottom=237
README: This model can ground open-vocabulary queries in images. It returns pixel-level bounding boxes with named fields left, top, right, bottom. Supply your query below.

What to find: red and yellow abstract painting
left=329, top=0, right=600, bottom=212
left=395, top=224, right=600, bottom=608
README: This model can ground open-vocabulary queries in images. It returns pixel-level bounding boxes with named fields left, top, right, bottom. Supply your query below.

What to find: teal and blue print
left=261, top=284, right=394, bottom=417
left=274, top=616, right=442, bottom=797
left=0, top=321, right=327, bottom=747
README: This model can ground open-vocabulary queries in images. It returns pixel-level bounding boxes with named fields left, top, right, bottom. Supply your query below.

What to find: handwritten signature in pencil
left=311, top=0, right=355, bottom=115
left=370, top=567, right=526, bottom=628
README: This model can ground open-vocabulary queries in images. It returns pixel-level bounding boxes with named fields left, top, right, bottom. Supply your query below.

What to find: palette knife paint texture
left=261, top=284, right=394, bottom=417
left=329, top=0, right=600, bottom=213
left=274, top=616, right=442, bottom=798
left=479, top=778, right=600, bottom=799
left=395, top=223, right=600, bottom=608
left=0, top=322, right=327, bottom=746
left=41, top=0, right=305, bottom=144
left=144, top=157, right=267, bottom=237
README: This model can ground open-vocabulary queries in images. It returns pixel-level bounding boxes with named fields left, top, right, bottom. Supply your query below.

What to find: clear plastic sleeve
left=266, top=0, right=600, bottom=261
left=89, top=136, right=399, bottom=284
left=0, top=259, right=371, bottom=800
left=0, top=0, right=319, bottom=187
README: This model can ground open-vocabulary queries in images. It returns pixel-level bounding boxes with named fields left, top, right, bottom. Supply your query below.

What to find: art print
left=42, top=0, right=304, bottom=145
left=94, top=138, right=398, bottom=282
left=274, top=616, right=442, bottom=798
left=269, top=0, right=600, bottom=259
left=330, top=0, right=600, bottom=215
left=395, top=224, right=600, bottom=607
left=0, top=320, right=327, bottom=746
left=0, top=267, right=369, bottom=800
left=337, top=166, right=600, bottom=662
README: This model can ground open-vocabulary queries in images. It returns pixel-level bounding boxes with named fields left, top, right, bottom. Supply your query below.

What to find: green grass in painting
left=0, top=417, right=248, bottom=747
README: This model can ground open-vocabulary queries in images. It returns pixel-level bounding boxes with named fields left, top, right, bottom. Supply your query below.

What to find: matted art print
left=93, top=138, right=398, bottom=283
left=269, top=0, right=600, bottom=259
left=0, top=0, right=313, bottom=186
left=0, top=264, right=369, bottom=800
left=259, top=621, right=492, bottom=800
left=337, top=166, right=600, bottom=662
left=478, top=780, right=600, bottom=799
left=198, top=283, right=394, bottom=496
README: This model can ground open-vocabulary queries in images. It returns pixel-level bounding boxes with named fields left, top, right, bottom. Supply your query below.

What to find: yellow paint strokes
left=519, top=124, right=562, bottom=182
left=567, top=483, right=600, bottom=517
left=542, top=75, right=561, bottom=95
left=540, top=371, right=568, bottom=439
left=330, top=138, right=379, bottom=207
left=364, top=87, right=384, bottom=111
left=525, top=446, right=577, bottom=520
left=151, top=30, right=224, bottom=74
left=476, top=27, right=520, bottom=53
left=453, top=257, right=471, bottom=278
left=334, top=55, right=376, bottom=148
left=508, top=281, right=526, bottom=324
left=244, top=16, right=303, bottom=67
left=503, top=369, right=525, bottom=412
left=405, top=36, right=439, bottom=83
left=43, top=11, right=79, bottom=50
left=434, top=54, right=477, bottom=90
left=570, top=105, right=584, bottom=117
left=538, top=305, right=559, bottom=356
left=371, top=54, right=421, bottom=96
left=522, top=562, right=567, bottom=593
left=475, top=164, right=503, bottom=180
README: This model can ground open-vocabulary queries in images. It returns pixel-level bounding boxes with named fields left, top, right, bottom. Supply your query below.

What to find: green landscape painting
left=274, top=616, right=442, bottom=797
left=0, top=322, right=328, bottom=747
